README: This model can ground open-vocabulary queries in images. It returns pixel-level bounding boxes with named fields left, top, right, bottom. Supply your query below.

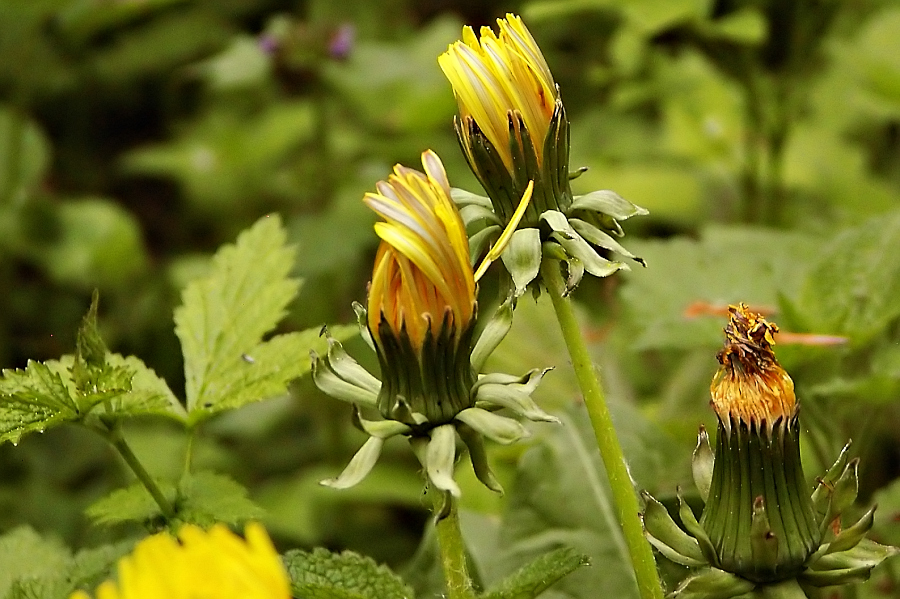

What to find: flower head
left=365, top=150, right=475, bottom=359
left=641, top=304, right=899, bottom=597
left=440, top=14, right=646, bottom=296
left=70, top=523, right=290, bottom=599
left=311, top=150, right=556, bottom=500
left=710, top=303, right=796, bottom=432
left=439, top=14, right=556, bottom=175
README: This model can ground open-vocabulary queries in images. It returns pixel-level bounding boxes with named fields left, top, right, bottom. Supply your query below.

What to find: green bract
left=311, top=299, right=559, bottom=502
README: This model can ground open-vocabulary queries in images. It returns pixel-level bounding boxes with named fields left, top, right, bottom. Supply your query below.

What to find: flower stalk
left=541, top=258, right=664, bottom=599
left=432, top=490, right=477, bottom=599
left=102, top=421, right=175, bottom=520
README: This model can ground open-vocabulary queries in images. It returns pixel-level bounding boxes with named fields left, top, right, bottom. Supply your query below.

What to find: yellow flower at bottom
left=70, top=523, right=290, bottom=599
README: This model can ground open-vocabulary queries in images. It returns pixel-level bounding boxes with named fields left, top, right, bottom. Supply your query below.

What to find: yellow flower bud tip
left=710, top=303, right=797, bottom=428
left=364, top=150, right=475, bottom=352
left=439, top=13, right=557, bottom=171
left=70, top=523, right=290, bottom=599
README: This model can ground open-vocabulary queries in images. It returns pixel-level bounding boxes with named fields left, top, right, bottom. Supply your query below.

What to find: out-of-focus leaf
left=0, top=108, right=49, bottom=208
left=792, top=210, right=900, bottom=343
left=619, top=226, right=818, bottom=350
left=284, top=548, right=414, bottom=599
left=36, top=198, right=148, bottom=289
left=123, top=104, right=315, bottom=209
left=196, top=36, right=272, bottom=90
left=323, top=16, right=459, bottom=131
left=0, top=527, right=70, bottom=598
left=85, top=480, right=173, bottom=527
left=482, top=547, right=589, bottom=599
left=174, top=471, right=264, bottom=527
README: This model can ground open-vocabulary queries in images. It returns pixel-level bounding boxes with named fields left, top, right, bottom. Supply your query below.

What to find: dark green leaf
left=284, top=548, right=414, bottom=599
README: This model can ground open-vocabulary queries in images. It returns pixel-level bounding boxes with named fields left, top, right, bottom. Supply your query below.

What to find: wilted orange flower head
left=710, top=304, right=796, bottom=428
left=364, top=150, right=475, bottom=350
left=439, top=14, right=557, bottom=171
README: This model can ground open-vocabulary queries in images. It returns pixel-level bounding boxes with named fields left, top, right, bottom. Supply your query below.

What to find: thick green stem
left=105, top=423, right=176, bottom=520
left=755, top=579, right=810, bottom=599
left=432, top=492, right=476, bottom=599
left=541, top=259, right=664, bottom=599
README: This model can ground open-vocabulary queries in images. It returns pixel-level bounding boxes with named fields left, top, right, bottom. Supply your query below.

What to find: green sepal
left=692, top=425, right=714, bottom=504
left=455, top=407, right=529, bottom=445
left=640, top=491, right=706, bottom=567
left=459, top=203, right=502, bottom=227
left=568, top=189, right=648, bottom=227
left=473, top=368, right=558, bottom=423
left=677, top=488, right=721, bottom=568
left=811, top=441, right=851, bottom=515
left=749, top=496, right=779, bottom=574
left=471, top=299, right=514, bottom=373
left=323, top=334, right=381, bottom=396
left=801, top=538, right=899, bottom=587
left=469, top=224, right=501, bottom=266
left=352, top=409, right=411, bottom=439
left=311, top=351, right=378, bottom=408
left=457, top=422, right=503, bottom=494
left=450, top=187, right=493, bottom=209
left=669, top=567, right=756, bottom=599
left=320, top=436, right=385, bottom=490
left=351, top=301, right=376, bottom=352
left=825, top=504, right=876, bottom=554
left=820, top=459, right=859, bottom=535
left=423, top=424, right=461, bottom=498
left=569, top=218, right=645, bottom=266
left=500, top=228, right=542, bottom=298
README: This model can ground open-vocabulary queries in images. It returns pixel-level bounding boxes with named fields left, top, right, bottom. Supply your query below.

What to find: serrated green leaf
left=174, top=471, right=264, bottom=527
left=0, top=359, right=79, bottom=446
left=85, top=480, right=175, bottom=527
left=103, top=354, right=185, bottom=419
left=481, top=547, right=588, bottom=599
left=0, top=527, right=71, bottom=599
left=188, top=324, right=356, bottom=422
left=284, top=548, right=414, bottom=599
left=86, top=471, right=263, bottom=528
left=174, top=215, right=302, bottom=421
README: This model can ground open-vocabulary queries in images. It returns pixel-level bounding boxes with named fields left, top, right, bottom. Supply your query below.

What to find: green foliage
left=86, top=471, right=264, bottom=529
left=174, top=215, right=301, bottom=423
left=284, top=548, right=415, bottom=599
left=0, top=527, right=70, bottom=599
left=481, top=547, right=590, bottom=599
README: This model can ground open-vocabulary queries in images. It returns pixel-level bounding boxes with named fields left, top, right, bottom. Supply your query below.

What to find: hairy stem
left=104, top=422, right=176, bottom=520
left=432, top=491, right=476, bottom=599
left=541, top=259, right=664, bottom=599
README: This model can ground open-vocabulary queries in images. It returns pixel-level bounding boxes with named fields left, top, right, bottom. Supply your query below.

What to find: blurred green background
left=2, top=0, right=900, bottom=597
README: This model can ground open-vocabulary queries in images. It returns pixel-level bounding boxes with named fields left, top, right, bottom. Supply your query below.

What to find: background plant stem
left=432, top=491, right=476, bottom=599
left=104, top=422, right=176, bottom=520
left=541, top=259, right=664, bottom=599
